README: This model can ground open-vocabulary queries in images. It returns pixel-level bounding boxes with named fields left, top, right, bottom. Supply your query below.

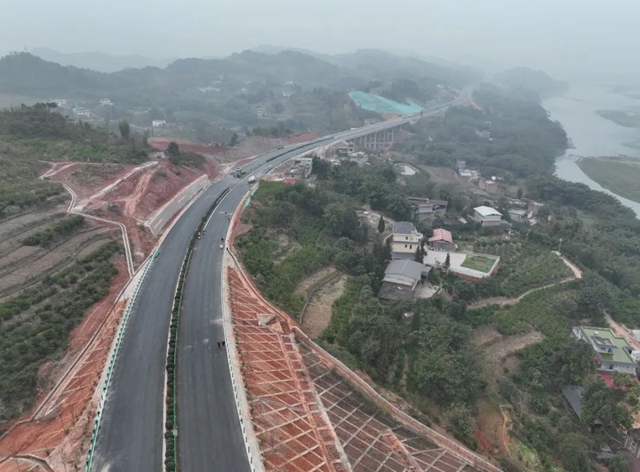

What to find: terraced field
left=0, top=209, right=120, bottom=426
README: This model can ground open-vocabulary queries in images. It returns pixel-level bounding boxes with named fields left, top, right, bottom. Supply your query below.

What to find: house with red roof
left=428, top=228, right=456, bottom=251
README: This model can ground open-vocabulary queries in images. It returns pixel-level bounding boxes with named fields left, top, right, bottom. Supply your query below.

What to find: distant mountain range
left=0, top=47, right=481, bottom=100
left=31, top=47, right=176, bottom=73
left=250, top=45, right=482, bottom=87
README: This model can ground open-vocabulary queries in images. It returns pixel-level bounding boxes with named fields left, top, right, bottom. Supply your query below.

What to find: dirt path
left=606, top=313, right=640, bottom=352
left=123, top=167, right=154, bottom=218
left=468, top=255, right=582, bottom=310
left=301, top=275, right=347, bottom=338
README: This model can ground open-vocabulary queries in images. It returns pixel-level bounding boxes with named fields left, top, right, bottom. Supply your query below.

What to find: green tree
left=228, top=132, right=239, bottom=146
left=453, top=280, right=477, bottom=302
left=414, top=244, right=424, bottom=263
left=324, top=203, right=359, bottom=238
left=311, top=155, right=330, bottom=180
left=444, top=253, right=451, bottom=269
left=167, top=142, right=182, bottom=165
left=382, top=237, right=392, bottom=263
left=559, top=434, right=591, bottom=472
left=607, top=454, right=631, bottom=472
left=377, top=215, right=385, bottom=233
left=446, top=403, right=478, bottom=449
left=581, top=377, right=632, bottom=432
left=118, top=120, right=130, bottom=140
left=578, top=271, right=615, bottom=316
left=517, top=188, right=523, bottom=199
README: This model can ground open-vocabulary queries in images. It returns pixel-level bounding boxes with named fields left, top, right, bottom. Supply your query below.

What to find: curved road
left=90, top=94, right=469, bottom=472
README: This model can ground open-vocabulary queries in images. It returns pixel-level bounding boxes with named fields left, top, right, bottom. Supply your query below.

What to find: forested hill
left=495, top=66, right=569, bottom=99
left=0, top=49, right=478, bottom=99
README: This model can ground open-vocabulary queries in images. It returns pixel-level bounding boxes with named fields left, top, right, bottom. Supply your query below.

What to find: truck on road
left=248, top=176, right=257, bottom=184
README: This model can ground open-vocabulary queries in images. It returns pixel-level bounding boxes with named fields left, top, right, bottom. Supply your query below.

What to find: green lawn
left=461, top=254, right=497, bottom=273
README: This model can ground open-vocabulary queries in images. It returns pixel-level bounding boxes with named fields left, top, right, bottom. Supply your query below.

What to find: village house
left=285, top=156, right=313, bottom=180
left=428, top=228, right=456, bottom=251
left=625, top=429, right=640, bottom=459
left=473, top=206, right=503, bottom=228
left=334, top=141, right=354, bottom=157
left=478, top=178, right=499, bottom=194
left=573, top=326, right=637, bottom=375
left=348, top=152, right=368, bottom=167
left=528, top=201, right=544, bottom=215
left=508, top=209, right=528, bottom=221
left=152, top=120, right=166, bottom=128
left=391, top=221, right=423, bottom=260
left=378, top=259, right=430, bottom=302
left=99, top=98, right=113, bottom=106
left=408, top=197, right=448, bottom=224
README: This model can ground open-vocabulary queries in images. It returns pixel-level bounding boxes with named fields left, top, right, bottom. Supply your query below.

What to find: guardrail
left=85, top=253, right=155, bottom=472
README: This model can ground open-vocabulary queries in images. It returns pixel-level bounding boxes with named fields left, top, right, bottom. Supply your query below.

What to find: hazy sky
left=2, top=0, right=639, bottom=81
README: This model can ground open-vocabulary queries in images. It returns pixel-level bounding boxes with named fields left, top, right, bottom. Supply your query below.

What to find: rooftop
left=429, top=228, right=454, bottom=244
left=581, top=327, right=635, bottom=364
left=509, top=209, right=527, bottom=216
left=393, top=221, right=416, bottom=235
left=474, top=206, right=502, bottom=217
left=383, top=259, right=424, bottom=286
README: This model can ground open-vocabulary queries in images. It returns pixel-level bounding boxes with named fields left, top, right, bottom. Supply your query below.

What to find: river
left=543, top=84, right=640, bottom=215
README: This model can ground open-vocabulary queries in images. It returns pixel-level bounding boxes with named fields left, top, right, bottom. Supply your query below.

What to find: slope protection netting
left=348, top=91, right=423, bottom=115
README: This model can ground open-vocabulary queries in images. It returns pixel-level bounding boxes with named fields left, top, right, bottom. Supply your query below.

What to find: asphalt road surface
left=91, top=98, right=467, bottom=472
left=176, top=180, right=251, bottom=472
left=91, top=182, right=231, bottom=472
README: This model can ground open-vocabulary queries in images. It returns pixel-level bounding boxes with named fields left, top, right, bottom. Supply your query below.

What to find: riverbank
left=577, top=156, right=640, bottom=204
left=544, top=84, right=640, bottom=217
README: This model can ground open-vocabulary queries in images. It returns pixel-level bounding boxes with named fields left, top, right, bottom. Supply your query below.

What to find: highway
left=90, top=94, right=468, bottom=472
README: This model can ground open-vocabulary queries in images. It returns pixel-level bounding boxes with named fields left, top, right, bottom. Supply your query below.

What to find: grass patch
left=461, top=253, right=497, bottom=273
left=577, top=156, right=640, bottom=204
left=466, top=282, right=579, bottom=336
left=476, top=242, right=573, bottom=298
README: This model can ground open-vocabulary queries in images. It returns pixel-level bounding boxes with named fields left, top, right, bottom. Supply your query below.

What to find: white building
left=573, top=326, right=637, bottom=375
left=52, top=99, right=67, bottom=107
left=348, top=152, right=368, bottom=167
left=99, top=98, right=113, bottom=106
left=391, top=222, right=423, bottom=260
left=73, top=108, right=90, bottom=117
left=473, top=206, right=502, bottom=228
left=152, top=120, right=166, bottom=128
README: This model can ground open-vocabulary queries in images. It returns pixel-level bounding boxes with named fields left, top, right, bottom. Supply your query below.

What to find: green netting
left=349, top=91, right=423, bottom=115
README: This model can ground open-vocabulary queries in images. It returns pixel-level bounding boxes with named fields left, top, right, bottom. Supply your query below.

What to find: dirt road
left=468, top=255, right=583, bottom=310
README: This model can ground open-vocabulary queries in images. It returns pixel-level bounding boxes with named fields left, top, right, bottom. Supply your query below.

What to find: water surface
left=544, top=84, right=640, bottom=215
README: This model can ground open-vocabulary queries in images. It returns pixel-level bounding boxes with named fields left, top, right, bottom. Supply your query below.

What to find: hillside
left=495, top=66, right=569, bottom=99
left=250, top=46, right=481, bottom=88
left=328, top=49, right=481, bottom=87
left=0, top=49, right=475, bottom=141
left=32, top=47, right=175, bottom=73
left=0, top=48, right=477, bottom=100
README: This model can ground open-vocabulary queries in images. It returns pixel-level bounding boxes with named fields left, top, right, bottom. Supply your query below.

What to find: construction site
left=223, top=193, right=502, bottom=472
left=0, top=149, right=221, bottom=471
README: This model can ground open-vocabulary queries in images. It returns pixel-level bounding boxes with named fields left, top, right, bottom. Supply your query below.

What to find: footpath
left=468, top=256, right=583, bottom=310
